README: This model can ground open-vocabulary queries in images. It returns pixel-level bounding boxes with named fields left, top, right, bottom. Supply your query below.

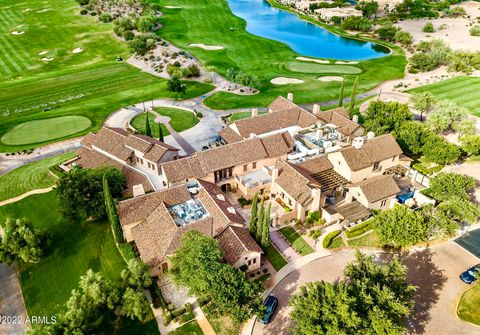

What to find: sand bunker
left=271, top=77, right=304, bottom=85
left=335, top=61, right=358, bottom=64
left=318, top=76, right=344, bottom=82
left=296, top=56, right=329, bottom=64
left=11, top=31, right=24, bottom=35
left=189, top=43, right=224, bottom=50
left=41, top=57, right=54, bottom=61
left=38, top=50, right=48, bottom=55
left=72, top=48, right=84, bottom=54
left=164, top=5, right=181, bottom=8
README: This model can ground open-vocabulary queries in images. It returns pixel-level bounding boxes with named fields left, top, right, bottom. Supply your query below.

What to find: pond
left=226, top=0, right=390, bottom=60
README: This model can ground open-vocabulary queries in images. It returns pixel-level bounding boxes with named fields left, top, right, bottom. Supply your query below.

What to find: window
left=305, top=210, right=309, bottom=217
left=252, top=162, right=257, bottom=169
left=248, top=259, right=252, bottom=266
left=392, top=155, right=396, bottom=162
left=380, top=199, right=387, bottom=207
left=373, top=162, right=380, bottom=171
left=253, top=258, right=257, bottom=264
left=161, top=262, right=168, bottom=273
left=243, top=164, right=247, bottom=172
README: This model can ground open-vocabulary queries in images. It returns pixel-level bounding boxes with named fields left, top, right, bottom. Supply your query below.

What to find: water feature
left=226, top=0, right=390, bottom=60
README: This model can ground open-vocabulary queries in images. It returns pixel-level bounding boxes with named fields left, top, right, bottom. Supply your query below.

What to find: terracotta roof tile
left=161, top=133, right=293, bottom=184
left=298, top=155, right=334, bottom=174
left=274, top=161, right=320, bottom=206
left=349, top=175, right=400, bottom=203
left=340, top=134, right=403, bottom=171
left=316, top=108, right=363, bottom=137
left=72, top=147, right=154, bottom=196
left=217, top=226, right=263, bottom=266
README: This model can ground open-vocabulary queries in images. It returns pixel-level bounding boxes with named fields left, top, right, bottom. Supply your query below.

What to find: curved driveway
left=253, top=242, right=480, bottom=335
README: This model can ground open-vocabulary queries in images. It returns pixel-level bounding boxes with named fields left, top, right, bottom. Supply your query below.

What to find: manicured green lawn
left=0, top=0, right=127, bottom=80
left=457, top=284, right=480, bottom=326
left=279, top=227, right=315, bottom=256
left=409, top=76, right=480, bottom=116
left=170, top=320, right=204, bottom=335
left=286, top=62, right=362, bottom=74
left=347, top=230, right=382, bottom=248
left=155, top=107, right=200, bottom=132
left=0, top=152, right=75, bottom=201
left=0, top=62, right=213, bottom=152
left=131, top=112, right=171, bottom=137
left=0, top=192, right=158, bottom=333
left=208, top=315, right=240, bottom=335
left=230, top=111, right=268, bottom=122
left=263, top=244, right=287, bottom=271
left=158, top=0, right=406, bottom=110
left=0, top=0, right=214, bottom=152
left=1, top=116, right=91, bottom=145
left=328, top=235, right=345, bottom=249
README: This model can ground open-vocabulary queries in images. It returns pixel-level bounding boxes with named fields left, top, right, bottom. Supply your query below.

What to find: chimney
left=271, top=167, right=279, bottom=184
left=287, top=92, right=294, bottom=102
left=312, top=104, right=320, bottom=115
left=310, top=188, right=321, bottom=212
left=352, top=114, right=359, bottom=123
left=367, top=131, right=375, bottom=140
left=352, top=136, right=364, bottom=149
left=315, top=129, right=324, bottom=140
left=132, top=184, right=145, bottom=197
left=251, top=108, right=258, bottom=117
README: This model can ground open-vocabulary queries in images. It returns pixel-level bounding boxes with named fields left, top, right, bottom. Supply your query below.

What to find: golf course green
left=157, top=0, right=407, bottom=109
left=1, top=116, right=91, bottom=145
left=0, top=0, right=213, bottom=152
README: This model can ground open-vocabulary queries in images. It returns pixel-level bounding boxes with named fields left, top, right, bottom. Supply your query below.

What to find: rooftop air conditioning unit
left=227, top=207, right=236, bottom=214
left=216, top=194, right=225, bottom=201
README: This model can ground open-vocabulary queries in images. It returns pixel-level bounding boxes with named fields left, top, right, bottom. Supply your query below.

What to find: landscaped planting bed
left=279, top=226, right=315, bottom=255
left=457, top=284, right=480, bottom=325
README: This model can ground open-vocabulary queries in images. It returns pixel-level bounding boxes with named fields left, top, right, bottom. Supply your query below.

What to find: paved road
left=253, top=243, right=480, bottom=335
left=0, top=264, right=29, bottom=335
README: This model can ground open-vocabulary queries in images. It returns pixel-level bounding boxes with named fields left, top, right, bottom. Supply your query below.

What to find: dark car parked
left=260, top=295, right=278, bottom=324
left=460, top=264, right=480, bottom=284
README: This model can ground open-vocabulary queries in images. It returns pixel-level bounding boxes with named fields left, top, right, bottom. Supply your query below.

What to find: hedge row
left=103, top=176, right=124, bottom=243
left=344, top=219, right=374, bottom=239
left=323, top=230, right=341, bottom=248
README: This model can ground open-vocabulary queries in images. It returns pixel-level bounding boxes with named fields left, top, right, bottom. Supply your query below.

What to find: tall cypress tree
left=261, top=203, right=271, bottom=248
left=145, top=113, right=152, bottom=137
left=338, top=77, right=345, bottom=107
left=348, top=76, right=359, bottom=116
left=256, top=196, right=265, bottom=242
left=158, top=122, right=164, bottom=142
left=249, top=193, right=258, bottom=236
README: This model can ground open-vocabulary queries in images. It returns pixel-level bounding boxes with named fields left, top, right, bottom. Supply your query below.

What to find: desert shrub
left=470, top=25, right=480, bottom=36
left=422, top=22, right=434, bottom=32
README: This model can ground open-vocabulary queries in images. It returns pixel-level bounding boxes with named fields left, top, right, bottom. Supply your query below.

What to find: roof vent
left=227, top=207, right=236, bottom=214
left=216, top=194, right=225, bottom=201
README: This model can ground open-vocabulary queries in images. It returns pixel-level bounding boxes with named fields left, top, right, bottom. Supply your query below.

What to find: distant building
left=315, top=7, right=363, bottom=21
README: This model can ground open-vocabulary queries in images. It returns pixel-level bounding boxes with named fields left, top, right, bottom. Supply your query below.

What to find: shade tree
left=290, top=252, right=415, bottom=335
left=364, top=100, right=413, bottom=135
left=56, top=166, right=125, bottom=220
left=170, top=231, right=264, bottom=322
left=0, top=218, right=48, bottom=265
